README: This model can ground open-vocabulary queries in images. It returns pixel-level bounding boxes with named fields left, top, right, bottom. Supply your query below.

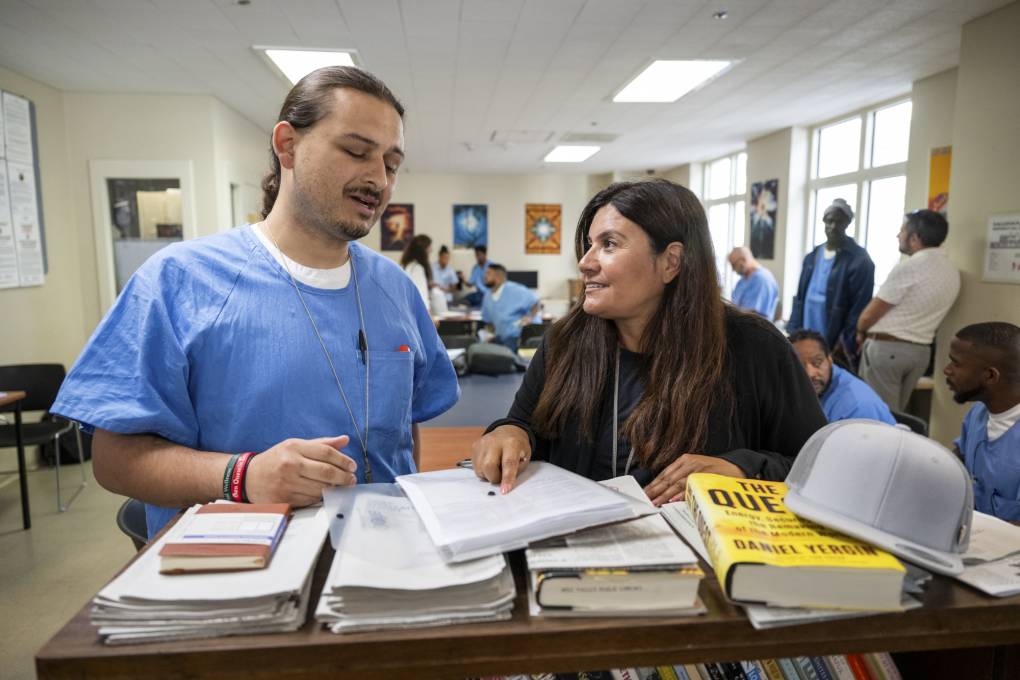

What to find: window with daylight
left=703, top=150, right=747, bottom=296
left=806, top=100, right=912, bottom=291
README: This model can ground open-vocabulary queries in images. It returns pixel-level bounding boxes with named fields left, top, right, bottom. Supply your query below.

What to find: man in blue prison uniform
left=788, top=198, right=874, bottom=365
left=945, top=322, right=1020, bottom=521
left=790, top=330, right=895, bottom=425
left=728, top=247, right=779, bottom=319
left=481, top=263, right=540, bottom=353
left=51, top=67, right=459, bottom=538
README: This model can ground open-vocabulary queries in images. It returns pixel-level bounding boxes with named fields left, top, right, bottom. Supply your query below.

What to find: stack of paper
left=396, top=462, right=652, bottom=563
left=955, top=511, right=1020, bottom=597
left=526, top=476, right=705, bottom=617
left=90, top=505, right=329, bottom=645
left=315, top=484, right=515, bottom=633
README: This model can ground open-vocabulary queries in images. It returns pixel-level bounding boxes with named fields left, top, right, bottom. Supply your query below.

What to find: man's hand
left=245, top=435, right=357, bottom=507
left=471, top=425, right=532, bottom=494
left=643, top=453, right=744, bottom=506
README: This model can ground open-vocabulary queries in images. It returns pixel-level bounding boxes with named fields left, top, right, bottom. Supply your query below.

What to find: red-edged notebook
left=158, top=503, right=291, bottom=574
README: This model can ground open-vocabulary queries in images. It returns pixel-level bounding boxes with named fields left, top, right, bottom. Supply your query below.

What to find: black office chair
left=891, top=410, right=928, bottom=437
left=441, top=334, right=475, bottom=350
left=116, top=498, right=148, bottom=551
left=520, top=323, right=547, bottom=349
left=0, top=364, right=86, bottom=512
left=437, top=319, right=475, bottom=336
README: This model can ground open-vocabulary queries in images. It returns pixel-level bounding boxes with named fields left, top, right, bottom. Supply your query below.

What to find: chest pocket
left=367, top=350, right=415, bottom=450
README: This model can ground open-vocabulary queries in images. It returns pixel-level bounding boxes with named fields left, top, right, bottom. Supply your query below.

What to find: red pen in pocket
left=397, top=345, right=411, bottom=352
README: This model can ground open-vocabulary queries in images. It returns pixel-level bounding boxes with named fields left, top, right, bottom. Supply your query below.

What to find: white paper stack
left=955, top=511, right=1020, bottom=597
left=316, top=484, right=515, bottom=633
left=396, top=462, right=653, bottom=563
left=90, top=505, right=329, bottom=645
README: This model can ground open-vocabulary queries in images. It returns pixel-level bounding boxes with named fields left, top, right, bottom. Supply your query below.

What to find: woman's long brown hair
left=530, top=179, right=729, bottom=471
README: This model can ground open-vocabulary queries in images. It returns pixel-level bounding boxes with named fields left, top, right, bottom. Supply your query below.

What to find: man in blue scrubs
left=463, top=245, right=490, bottom=306
left=481, top=264, right=540, bottom=352
left=728, top=247, right=779, bottom=319
left=790, top=330, right=895, bottom=425
left=945, top=322, right=1020, bottom=520
left=788, top=199, right=874, bottom=366
left=51, top=67, right=459, bottom=538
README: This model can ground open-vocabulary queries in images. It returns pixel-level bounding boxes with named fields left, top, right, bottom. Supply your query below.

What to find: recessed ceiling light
left=613, top=59, right=733, bottom=103
left=713, top=10, right=729, bottom=19
left=544, top=145, right=601, bottom=163
left=256, top=47, right=358, bottom=85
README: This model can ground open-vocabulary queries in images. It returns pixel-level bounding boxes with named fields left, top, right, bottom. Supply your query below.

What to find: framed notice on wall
left=0, top=89, right=46, bottom=288
left=983, top=214, right=1020, bottom=285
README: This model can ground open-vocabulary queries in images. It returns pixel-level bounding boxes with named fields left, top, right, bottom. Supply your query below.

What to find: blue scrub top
left=804, top=247, right=834, bottom=334
left=51, top=226, right=460, bottom=537
left=957, top=403, right=1020, bottom=520
left=482, top=280, right=539, bottom=344
left=433, top=262, right=459, bottom=289
left=819, top=365, right=896, bottom=425
left=732, top=267, right=779, bottom=319
left=469, top=260, right=490, bottom=292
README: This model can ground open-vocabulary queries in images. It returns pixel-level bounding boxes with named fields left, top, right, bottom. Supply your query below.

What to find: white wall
left=212, top=99, right=270, bottom=230
left=930, top=1, right=1020, bottom=445
left=0, top=66, right=83, bottom=369
left=373, top=173, right=593, bottom=299
left=905, top=69, right=957, bottom=213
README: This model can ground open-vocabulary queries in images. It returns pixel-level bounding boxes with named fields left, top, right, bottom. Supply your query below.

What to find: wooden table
left=35, top=426, right=1020, bottom=679
left=1, top=390, right=30, bottom=529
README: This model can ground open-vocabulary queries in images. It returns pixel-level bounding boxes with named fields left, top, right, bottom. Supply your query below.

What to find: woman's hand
left=470, top=425, right=532, bottom=494
left=643, top=454, right=744, bottom=506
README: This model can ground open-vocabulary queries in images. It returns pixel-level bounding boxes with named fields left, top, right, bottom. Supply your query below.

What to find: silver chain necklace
left=266, top=224, right=373, bottom=483
left=612, top=345, right=636, bottom=476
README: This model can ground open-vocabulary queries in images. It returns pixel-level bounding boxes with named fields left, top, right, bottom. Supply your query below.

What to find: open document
left=90, top=504, right=329, bottom=645
left=396, top=462, right=653, bottom=563
left=955, top=511, right=1020, bottom=597
left=316, top=484, right=514, bottom=632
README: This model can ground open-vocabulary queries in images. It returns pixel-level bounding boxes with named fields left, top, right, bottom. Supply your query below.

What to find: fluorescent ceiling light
left=613, top=60, right=732, bottom=103
left=257, top=48, right=357, bottom=85
left=544, top=145, right=601, bottom=163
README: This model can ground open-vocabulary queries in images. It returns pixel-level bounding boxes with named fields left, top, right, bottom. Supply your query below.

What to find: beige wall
left=905, top=69, right=957, bottom=213
left=930, top=1, right=1020, bottom=445
left=212, top=99, right=270, bottom=229
left=0, top=66, right=83, bottom=369
left=378, top=173, right=593, bottom=299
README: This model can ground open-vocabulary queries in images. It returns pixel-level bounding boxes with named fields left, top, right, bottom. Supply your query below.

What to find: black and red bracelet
left=222, top=453, right=241, bottom=500
left=229, top=452, right=256, bottom=503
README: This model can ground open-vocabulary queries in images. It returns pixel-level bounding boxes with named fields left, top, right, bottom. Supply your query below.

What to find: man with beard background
left=789, top=330, right=895, bottom=425
left=944, top=322, right=1020, bottom=520
left=51, top=67, right=459, bottom=538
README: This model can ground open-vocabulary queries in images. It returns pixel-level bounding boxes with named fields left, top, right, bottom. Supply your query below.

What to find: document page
left=322, top=484, right=505, bottom=590
left=396, top=462, right=638, bottom=562
left=963, top=511, right=1020, bottom=563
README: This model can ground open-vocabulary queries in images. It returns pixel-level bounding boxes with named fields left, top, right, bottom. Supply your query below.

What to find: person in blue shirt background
left=790, top=330, right=895, bottom=425
left=481, top=263, right=540, bottom=352
left=945, top=322, right=1020, bottom=521
left=50, top=67, right=459, bottom=538
left=728, top=246, right=779, bottom=319
left=463, top=244, right=491, bottom=306
left=432, top=244, right=461, bottom=303
left=788, top=199, right=874, bottom=367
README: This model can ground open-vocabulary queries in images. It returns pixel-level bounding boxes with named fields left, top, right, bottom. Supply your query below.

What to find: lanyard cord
left=267, top=226, right=373, bottom=483
left=611, top=346, right=636, bottom=477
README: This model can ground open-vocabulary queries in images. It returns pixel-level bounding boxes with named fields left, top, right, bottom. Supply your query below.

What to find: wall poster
left=1, top=89, right=45, bottom=287
left=380, top=203, right=414, bottom=252
left=524, top=203, right=561, bottom=254
left=927, top=146, right=951, bottom=214
left=749, top=179, right=778, bottom=260
left=453, top=204, right=487, bottom=249
left=983, top=214, right=1020, bottom=285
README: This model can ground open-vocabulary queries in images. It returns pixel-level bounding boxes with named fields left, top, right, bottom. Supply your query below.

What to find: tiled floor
left=0, top=460, right=134, bottom=680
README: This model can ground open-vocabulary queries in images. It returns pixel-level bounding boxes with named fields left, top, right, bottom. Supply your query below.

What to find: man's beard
left=292, top=172, right=378, bottom=243
left=951, top=385, right=982, bottom=404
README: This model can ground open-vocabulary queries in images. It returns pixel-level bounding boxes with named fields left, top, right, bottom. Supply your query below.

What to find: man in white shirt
left=856, top=209, right=960, bottom=410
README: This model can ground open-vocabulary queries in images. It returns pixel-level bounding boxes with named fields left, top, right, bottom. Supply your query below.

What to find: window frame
left=702, top=150, right=747, bottom=296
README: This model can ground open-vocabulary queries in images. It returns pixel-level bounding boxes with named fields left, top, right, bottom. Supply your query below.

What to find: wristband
left=222, top=453, right=241, bottom=500
left=230, top=452, right=256, bottom=503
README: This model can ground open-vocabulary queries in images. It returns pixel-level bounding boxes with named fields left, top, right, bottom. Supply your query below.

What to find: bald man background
left=728, top=247, right=779, bottom=319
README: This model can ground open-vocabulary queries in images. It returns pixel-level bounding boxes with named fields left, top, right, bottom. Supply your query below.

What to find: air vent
left=490, top=130, right=555, bottom=144
left=560, top=132, right=619, bottom=144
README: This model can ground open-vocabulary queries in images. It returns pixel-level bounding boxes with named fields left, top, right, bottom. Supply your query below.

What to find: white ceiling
left=0, top=0, right=1010, bottom=173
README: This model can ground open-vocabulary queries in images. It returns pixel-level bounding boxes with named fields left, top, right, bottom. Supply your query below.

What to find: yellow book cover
left=685, top=473, right=905, bottom=610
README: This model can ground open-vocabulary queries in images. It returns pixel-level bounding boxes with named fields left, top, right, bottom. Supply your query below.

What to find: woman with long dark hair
left=472, top=179, right=825, bottom=503
left=400, top=234, right=433, bottom=310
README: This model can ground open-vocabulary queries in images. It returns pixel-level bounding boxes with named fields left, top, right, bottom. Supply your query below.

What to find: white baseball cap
left=784, top=420, right=972, bottom=576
